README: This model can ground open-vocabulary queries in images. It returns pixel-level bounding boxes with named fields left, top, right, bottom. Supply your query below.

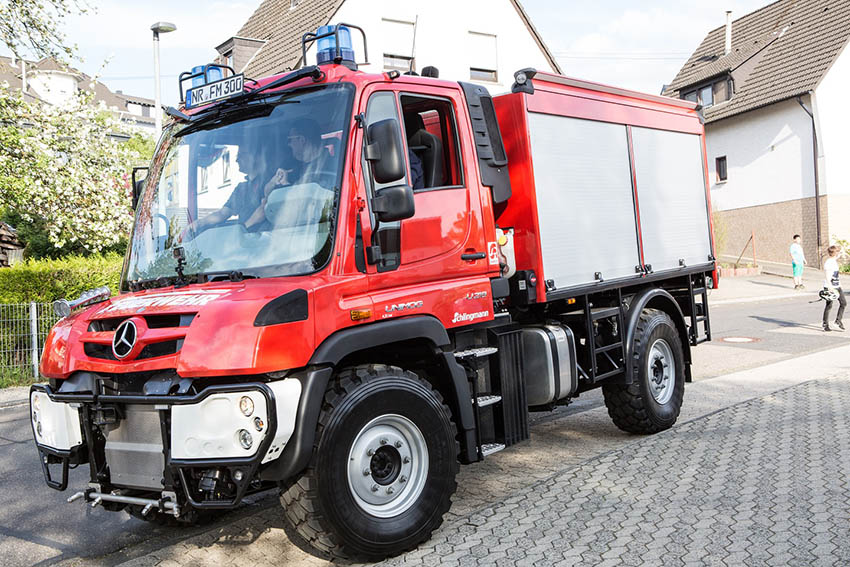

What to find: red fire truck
left=30, top=25, right=715, bottom=560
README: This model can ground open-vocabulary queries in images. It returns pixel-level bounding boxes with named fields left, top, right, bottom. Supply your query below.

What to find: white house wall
left=313, top=0, right=556, bottom=93
left=706, top=97, right=815, bottom=212
left=815, top=41, right=850, bottom=197
left=814, top=40, right=850, bottom=243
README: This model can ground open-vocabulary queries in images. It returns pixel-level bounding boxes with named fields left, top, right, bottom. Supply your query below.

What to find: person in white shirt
left=822, top=245, right=845, bottom=332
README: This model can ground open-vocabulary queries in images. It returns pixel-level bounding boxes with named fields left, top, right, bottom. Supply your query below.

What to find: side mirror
left=365, top=118, right=405, bottom=183
left=372, top=184, right=414, bottom=222
left=132, top=167, right=149, bottom=209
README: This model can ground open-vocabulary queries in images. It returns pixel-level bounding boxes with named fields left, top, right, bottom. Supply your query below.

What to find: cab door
left=357, top=83, right=493, bottom=324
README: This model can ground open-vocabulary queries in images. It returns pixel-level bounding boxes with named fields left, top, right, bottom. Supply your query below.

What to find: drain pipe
left=797, top=92, right=822, bottom=267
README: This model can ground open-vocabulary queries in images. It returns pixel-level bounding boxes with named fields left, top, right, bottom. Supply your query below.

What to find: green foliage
left=711, top=211, right=727, bottom=259
left=0, top=84, right=148, bottom=255
left=124, top=133, right=157, bottom=165
left=0, top=367, right=36, bottom=389
left=0, top=252, right=124, bottom=303
left=831, top=236, right=850, bottom=272
left=0, top=0, right=87, bottom=62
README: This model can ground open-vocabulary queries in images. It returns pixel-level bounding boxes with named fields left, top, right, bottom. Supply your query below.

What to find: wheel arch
left=259, top=317, right=477, bottom=483
left=624, top=288, right=692, bottom=384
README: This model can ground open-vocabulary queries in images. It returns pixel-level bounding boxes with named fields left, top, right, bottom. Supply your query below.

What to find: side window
left=400, top=94, right=462, bottom=191
left=363, top=91, right=407, bottom=271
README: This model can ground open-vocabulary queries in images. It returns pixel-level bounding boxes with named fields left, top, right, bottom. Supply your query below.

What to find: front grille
left=85, top=343, right=117, bottom=360
left=104, top=404, right=165, bottom=490
left=84, top=313, right=194, bottom=361
left=88, top=313, right=196, bottom=332
left=138, top=340, right=183, bottom=360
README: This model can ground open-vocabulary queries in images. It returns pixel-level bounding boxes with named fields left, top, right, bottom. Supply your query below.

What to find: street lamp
left=151, top=21, right=177, bottom=133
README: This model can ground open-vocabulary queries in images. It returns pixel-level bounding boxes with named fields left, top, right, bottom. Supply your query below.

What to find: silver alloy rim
left=347, top=414, right=429, bottom=518
left=647, top=338, right=675, bottom=404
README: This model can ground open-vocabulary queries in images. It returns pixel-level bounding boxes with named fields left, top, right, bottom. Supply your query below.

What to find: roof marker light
left=316, top=25, right=354, bottom=65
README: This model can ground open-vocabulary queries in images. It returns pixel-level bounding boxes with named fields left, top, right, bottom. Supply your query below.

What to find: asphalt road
left=1, top=293, right=845, bottom=566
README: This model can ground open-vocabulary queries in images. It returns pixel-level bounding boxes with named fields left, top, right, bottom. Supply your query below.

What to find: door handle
left=461, top=252, right=486, bottom=261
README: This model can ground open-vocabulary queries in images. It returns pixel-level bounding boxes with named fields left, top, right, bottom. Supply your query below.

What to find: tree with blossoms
left=0, top=83, right=152, bottom=254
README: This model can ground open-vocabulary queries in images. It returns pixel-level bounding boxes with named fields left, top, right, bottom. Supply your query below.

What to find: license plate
left=186, top=74, right=244, bottom=108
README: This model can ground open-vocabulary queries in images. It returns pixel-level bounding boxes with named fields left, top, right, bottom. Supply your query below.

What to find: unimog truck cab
left=31, top=25, right=716, bottom=560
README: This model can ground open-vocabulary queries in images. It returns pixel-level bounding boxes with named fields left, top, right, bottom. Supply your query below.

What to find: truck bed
left=493, top=72, right=714, bottom=301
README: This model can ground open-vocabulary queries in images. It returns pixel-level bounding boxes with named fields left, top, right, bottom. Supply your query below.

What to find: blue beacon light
left=190, top=65, right=223, bottom=87
left=316, top=25, right=355, bottom=65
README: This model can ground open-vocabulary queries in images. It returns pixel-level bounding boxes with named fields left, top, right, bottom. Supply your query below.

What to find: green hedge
left=0, top=253, right=125, bottom=303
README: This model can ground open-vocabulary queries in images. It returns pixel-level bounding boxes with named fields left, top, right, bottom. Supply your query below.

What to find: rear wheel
left=603, top=308, right=685, bottom=433
left=280, top=364, right=458, bottom=561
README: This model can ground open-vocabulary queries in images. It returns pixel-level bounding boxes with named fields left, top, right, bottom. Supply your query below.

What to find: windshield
left=124, top=84, right=353, bottom=287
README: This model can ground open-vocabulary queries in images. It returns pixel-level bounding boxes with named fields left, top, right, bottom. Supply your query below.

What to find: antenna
left=409, top=15, right=419, bottom=73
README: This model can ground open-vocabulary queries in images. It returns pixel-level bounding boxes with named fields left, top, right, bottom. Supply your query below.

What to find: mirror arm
left=366, top=217, right=383, bottom=265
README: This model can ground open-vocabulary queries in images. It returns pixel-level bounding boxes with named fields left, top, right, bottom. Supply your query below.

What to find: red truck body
left=31, top=31, right=715, bottom=560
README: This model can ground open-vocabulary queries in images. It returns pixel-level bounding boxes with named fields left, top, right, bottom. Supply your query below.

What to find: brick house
left=664, top=0, right=850, bottom=268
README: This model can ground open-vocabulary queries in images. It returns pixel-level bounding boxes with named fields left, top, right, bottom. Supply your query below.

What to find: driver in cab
left=181, top=146, right=276, bottom=240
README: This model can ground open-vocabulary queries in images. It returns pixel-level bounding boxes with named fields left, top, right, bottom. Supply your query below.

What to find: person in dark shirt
left=181, top=147, right=277, bottom=239
left=409, top=149, right=424, bottom=190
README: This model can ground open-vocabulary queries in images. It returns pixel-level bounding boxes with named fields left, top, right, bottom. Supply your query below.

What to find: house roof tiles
left=664, top=0, right=850, bottom=123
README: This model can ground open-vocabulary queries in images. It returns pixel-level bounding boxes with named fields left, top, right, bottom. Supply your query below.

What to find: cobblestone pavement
left=379, top=377, right=850, bottom=567
left=106, top=373, right=850, bottom=567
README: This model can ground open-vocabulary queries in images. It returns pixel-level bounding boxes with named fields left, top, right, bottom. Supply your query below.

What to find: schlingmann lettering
left=452, top=311, right=490, bottom=324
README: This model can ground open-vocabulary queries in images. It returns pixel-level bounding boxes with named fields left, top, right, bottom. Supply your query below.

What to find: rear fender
left=623, top=288, right=692, bottom=384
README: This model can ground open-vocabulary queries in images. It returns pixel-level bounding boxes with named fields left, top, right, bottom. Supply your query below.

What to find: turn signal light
left=350, top=309, right=372, bottom=321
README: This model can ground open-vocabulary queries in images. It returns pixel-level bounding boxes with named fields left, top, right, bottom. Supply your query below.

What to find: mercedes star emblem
left=112, top=320, right=138, bottom=359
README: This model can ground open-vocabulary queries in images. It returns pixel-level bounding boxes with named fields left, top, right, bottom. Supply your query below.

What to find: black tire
left=602, top=308, right=685, bottom=433
left=280, top=364, right=459, bottom=561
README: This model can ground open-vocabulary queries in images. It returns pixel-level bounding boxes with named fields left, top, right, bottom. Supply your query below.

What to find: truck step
left=481, top=442, right=506, bottom=457
left=591, top=307, right=621, bottom=321
left=454, top=347, right=498, bottom=359
left=474, top=394, right=502, bottom=407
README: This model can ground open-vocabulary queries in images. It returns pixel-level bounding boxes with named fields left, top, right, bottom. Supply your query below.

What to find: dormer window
left=682, top=76, right=733, bottom=108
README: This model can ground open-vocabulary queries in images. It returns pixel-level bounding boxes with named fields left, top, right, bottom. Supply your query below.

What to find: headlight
left=239, top=396, right=254, bottom=417
left=237, top=429, right=253, bottom=450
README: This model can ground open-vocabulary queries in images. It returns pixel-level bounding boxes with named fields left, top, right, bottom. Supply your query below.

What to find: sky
left=2, top=0, right=776, bottom=107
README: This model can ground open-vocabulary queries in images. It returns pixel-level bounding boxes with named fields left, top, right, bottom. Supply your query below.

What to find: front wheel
left=603, top=308, right=685, bottom=433
left=280, top=364, right=458, bottom=561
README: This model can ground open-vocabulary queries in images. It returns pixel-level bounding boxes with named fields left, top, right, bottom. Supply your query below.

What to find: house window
left=470, top=68, right=498, bottom=82
left=699, top=85, right=713, bottom=107
left=222, top=149, right=231, bottom=184
left=716, top=156, right=727, bottom=182
left=225, top=52, right=234, bottom=70
left=382, top=19, right=416, bottom=72
left=468, top=31, right=498, bottom=83
left=684, top=91, right=698, bottom=103
left=713, top=79, right=729, bottom=104
left=384, top=54, right=413, bottom=73
left=141, top=105, right=151, bottom=118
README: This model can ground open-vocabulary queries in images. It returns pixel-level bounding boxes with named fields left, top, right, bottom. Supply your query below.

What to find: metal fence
left=0, top=303, right=59, bottom=381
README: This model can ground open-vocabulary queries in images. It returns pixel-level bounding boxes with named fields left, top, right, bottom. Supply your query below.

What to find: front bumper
left=30, top=378, right=301, bottom=511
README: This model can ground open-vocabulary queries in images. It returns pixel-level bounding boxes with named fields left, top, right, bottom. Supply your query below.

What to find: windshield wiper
left=193, top=270, right=259, bottom=283
left=174, top=102, right=278, bottom=137
left=227, top=65, right=324, bottom=106
left=129, top=275, right=178, bottom=292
